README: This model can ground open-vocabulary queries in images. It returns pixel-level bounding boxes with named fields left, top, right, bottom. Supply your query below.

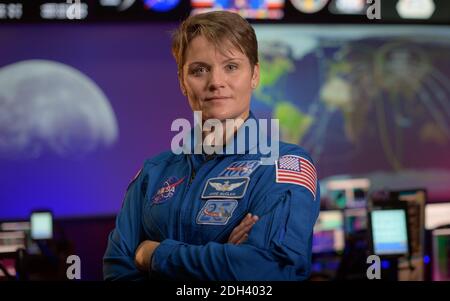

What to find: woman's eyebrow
left=187, top=61, right=209, bottom=67
left=186, top=58, right=244, bottom=67
left=221, top=58, right=244, bottom=63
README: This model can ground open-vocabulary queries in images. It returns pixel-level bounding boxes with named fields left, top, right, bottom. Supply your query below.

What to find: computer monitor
left=0, top=221, right=29, bottom=255
left=327, top=189, right=347, bottom=209
left=0, top=221, right=30, bottom=232
left=432, top=228, right=450, bottom=281
left=313, top=210, right=345, bottom=253
left=369, top=207, right=410, bottom=256
left=425, top=203, right=450, bottom=230
left=390, top=188, right=426, bottom=280
left=0, top=231, right=26, bottom=254
left=0, top=220, right=42, bottom=255
left=344, top=208, right=367, bottom=234
left=190, top=0, right=285, bottom=19
left=30, top=211, right=53, bottom=240
left=325, top=178, right=370, bottom=209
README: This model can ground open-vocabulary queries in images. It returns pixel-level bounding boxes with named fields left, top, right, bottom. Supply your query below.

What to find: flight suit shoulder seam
left=143, top=153, right=182, bottom=168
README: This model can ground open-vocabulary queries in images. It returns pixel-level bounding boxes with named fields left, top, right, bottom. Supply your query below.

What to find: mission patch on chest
left=196, top=200, right=238, bottom=225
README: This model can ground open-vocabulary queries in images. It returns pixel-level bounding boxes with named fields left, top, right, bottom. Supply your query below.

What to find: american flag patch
left=276, top=155, right=317, bottom=199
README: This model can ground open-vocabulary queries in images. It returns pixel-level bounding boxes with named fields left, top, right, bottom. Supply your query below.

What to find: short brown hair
left=171, top=11, right=259, bottom=78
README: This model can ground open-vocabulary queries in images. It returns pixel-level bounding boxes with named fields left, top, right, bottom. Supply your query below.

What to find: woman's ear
left=251, top=63, right=260, bottom=89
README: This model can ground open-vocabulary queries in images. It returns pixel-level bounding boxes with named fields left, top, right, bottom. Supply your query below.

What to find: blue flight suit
left=103, top=112, right=320, bottom=281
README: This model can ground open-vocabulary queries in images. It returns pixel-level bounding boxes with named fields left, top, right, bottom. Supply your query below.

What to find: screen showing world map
left=0, top=23, right=449, bottom=219
left=252, top=24, right=450, bottom=201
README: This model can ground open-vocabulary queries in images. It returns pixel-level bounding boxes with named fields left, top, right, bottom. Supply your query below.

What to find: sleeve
left=151, top=155, right=321, bottom=281
left=103, top=168, right=148, bottom=281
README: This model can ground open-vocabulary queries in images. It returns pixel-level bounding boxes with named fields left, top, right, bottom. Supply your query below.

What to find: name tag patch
left=196, top=200, right=238, bottom=225
left=201, top=177, right=249, bottom=199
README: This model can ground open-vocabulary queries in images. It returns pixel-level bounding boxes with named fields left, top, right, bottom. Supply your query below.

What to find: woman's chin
left=201, top=109, right=234, bottom=121
left=201, top=105, right=250, bottom=121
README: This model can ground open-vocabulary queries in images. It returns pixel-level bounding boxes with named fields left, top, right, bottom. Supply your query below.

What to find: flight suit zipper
left=188, top=154, right=215, bottom=184
left=178, top=154, right=216, bottom=239
left=177, top=155, right=194, bottom=239
left=189, top=165, right=196, bottom=184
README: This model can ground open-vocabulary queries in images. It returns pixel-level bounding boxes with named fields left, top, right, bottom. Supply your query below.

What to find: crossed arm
left=104, top=167, right=319, bottom=281
left=134, top=213, right=259, bottom=271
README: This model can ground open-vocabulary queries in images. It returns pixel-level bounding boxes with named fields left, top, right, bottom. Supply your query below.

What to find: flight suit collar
left=182, top=111, right=262, bottom=163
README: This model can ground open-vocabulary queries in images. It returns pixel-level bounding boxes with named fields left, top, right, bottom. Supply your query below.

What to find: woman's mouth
left=205, top=96, right=231, bottom=101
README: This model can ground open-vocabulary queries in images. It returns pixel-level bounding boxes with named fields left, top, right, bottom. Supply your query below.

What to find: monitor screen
left=425, top=203, right=450, bottom=230
left=322, top=178, right=370, bottom=209
left=253, top=24, right=450, bottom=202
left=30, top=212, right=53, bottom=240
left=0, top=221, right=30, bottom=232
left=0, top=231, right=26, bottom=254
left=371, top=209, right=409, bottom=256
left=1, top=23, right=450, bottom=220
left=313, top=210, right=344, bottom=253
left=344, top=208, right=367, bottom=234
left=328, top=189, right=347, bottom=209
left=392, top=189, right=426, bottom=257
left=191, top=0, right=285, bottom=19
left=432, top=228, right=450, bottom=281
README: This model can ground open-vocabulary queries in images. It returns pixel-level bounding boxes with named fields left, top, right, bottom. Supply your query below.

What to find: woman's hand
left=134, top=240, right=160, bottom=271
left=134, top=213, right=258, bottom=271
left=228, top=213, right=259, bottom=245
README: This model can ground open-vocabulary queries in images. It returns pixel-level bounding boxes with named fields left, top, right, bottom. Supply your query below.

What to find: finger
left=237, top=214, right=255, bottom=229
left=230, top=218, right=258, bottom=242
left=229, top=223, right=250, bottom=243
left=238, top=214, right=259, bottom=232
left=228, top=213, right=257, bottom=243
left=235, top=233, right=249, bottom=245
left=229, top=223, right=251, bottom=243
left=240, top=213, right=253, bottom=226
left=228, top=231, right=239, bottom=244
left=228, top=224, right=244, bottom=243
left=229, top=214, right=253, bottom=238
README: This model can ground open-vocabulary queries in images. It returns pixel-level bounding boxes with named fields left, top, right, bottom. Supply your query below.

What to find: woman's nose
left=208, top=69, right=226, bottom=91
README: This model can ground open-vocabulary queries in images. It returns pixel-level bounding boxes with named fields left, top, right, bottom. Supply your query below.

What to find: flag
left=276, top=155, right=317, bottom=199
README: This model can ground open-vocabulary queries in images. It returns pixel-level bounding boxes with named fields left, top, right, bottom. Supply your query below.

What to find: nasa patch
left=196, top=200, right=238, bottom=225
left=201, top=177, right=249, bottom=199
left=219, top=160, right=261, bottom=177
left=151, top=176, right=185, bottom=205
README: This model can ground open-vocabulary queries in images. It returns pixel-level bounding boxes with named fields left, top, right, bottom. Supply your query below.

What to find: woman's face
left=181, top=35, right=259, bottom=122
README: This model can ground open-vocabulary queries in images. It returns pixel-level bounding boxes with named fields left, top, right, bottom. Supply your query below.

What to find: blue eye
left=226, top=64, right=238, bottom=71
left=191, top=66, right=208, bottom=76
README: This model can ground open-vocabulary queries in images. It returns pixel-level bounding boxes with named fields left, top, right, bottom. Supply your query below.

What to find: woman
left=103, top=11, right=320, bottom=281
